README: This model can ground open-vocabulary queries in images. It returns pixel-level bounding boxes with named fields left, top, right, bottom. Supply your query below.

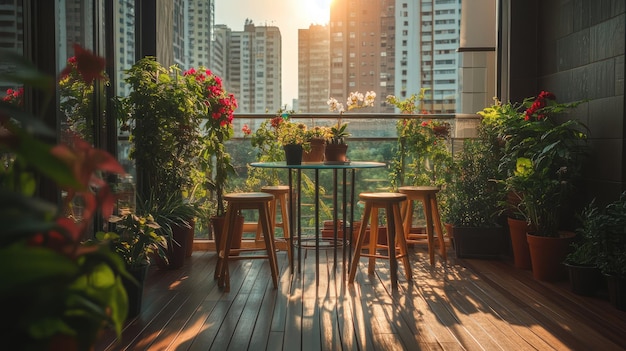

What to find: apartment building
left=329, top=0, right=396, bottom=113
left=395, top=0, right=461, bottom=113
left=298, top=24, right=330, bottom=113
left=225, top=20, right=281, bottom=113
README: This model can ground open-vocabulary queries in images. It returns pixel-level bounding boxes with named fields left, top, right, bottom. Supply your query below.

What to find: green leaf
left=0, top=244, right=78, bottom=296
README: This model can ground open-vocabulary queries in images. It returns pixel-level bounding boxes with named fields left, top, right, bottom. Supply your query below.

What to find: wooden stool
left=214, top=192, right=279, bottom=292
left=398, top=186, right=447, bottom=265
left=348, top=192, right=411, bottom=289
left=257, top=185, right=291, bottom=260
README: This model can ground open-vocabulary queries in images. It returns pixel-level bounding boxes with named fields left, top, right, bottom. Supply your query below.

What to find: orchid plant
left=326, top=90, right=376, bottom=145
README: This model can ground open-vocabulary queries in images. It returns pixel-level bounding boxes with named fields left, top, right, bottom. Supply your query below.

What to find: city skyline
left=215, top=0, right=330, bottom=109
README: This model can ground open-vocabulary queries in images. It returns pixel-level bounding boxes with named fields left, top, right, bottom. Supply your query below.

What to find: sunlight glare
left=304, top=0, right=331, bottom=25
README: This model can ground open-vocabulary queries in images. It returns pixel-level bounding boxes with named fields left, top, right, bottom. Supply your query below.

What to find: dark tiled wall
left=508, top=0, right=625, bottom=206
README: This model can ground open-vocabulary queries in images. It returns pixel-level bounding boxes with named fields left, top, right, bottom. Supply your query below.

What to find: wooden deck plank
left=94, top=248, right=626, bottom=351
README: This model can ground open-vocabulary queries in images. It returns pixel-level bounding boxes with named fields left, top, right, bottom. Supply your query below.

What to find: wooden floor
left=95, top=246, right=626, bottom=351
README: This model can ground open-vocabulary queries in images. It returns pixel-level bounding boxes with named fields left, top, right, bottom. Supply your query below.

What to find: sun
left=304, top=0, right=331, bottom=25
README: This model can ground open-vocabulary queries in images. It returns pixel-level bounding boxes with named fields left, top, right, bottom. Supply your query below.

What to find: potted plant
left=326, top=91, right=376, bottom=163
left=303, top=125, right=331, bottom=163
left=478, top=98, right=532, bottom=268
left=0, top=46, right=129, bottom=349
left=499, top=91, right=589, bottom=281
left=137, top=192, right=199, bottom=269
left=594, top=192, right=626, bottom=310
left=564, top=201, right=604, bottom=296
left=445, top=137, right=505, bottom=259
left=277, top=120, right=309, bottom=165
left=95, top=213, right=167, bottom=316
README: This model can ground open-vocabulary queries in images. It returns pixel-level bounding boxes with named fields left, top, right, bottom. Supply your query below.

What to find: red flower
left=60, top=44, right=106, bottom=84
left=242, top=124, right=252, bottom=135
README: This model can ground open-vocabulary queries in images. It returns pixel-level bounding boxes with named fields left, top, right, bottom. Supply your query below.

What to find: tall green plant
left=118, top=57, right=204, bottom=203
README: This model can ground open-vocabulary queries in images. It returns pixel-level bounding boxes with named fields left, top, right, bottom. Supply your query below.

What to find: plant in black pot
left=564, top=201, right=604, bottom=296
left=594, top=192, right=626, bottom=310
left=444, top=137, right=505, bottom=259
left=96, top=213, right=167, bottom=317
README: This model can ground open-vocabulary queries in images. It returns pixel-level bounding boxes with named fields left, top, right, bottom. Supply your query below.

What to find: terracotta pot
left=324, top=143, right=348, bottom=162
left=526, top=231, right=575, bottom=282
left=283, top=144, right=303, bottom=165
left=302, top=137, right=325, bottom=163
left=507, top=217, right=532, bottom=269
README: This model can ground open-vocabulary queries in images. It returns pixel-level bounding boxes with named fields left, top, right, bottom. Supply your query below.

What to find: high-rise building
left=210, top=24, right=230, bottom=80
left=396, top=0, right=461, bottom=113
left=186, top=0, right=214, bottom=68
left=225, top=20, right=281, bottom=113
left=298, top=24, right=330, bottom=113
left=329, top=0, right=396, bottom=113
left=113, top=0, right=136, bottom=96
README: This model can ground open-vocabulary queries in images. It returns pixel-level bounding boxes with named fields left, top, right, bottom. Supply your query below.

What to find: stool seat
left=348, top=192, right=411, bottom=289
left=224, top=192, right=274, bottom=203
left=398, top=186, right=448, bottom=265
left=214, top=192, right=279, bottom=292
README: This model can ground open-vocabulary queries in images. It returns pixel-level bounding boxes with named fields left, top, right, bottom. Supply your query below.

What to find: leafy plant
left=496, top=91, right=589, bottom=237
left=118, top=57, right=204, bottom=203
left=96, top=213, right=167, bottom=270
left=445, top=138, right=502, bottom=227
left=0, top=46, right=129, bottom=350
left=327, top=122, right=350, bottom=145
left=566, top=201, right=603, bottom=266
left=595, top=193, right=626, bottom=277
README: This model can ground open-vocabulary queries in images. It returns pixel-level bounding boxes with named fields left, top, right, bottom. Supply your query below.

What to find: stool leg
left=394, top=202, right=412, bottom=281
left=349, top=201, right=372, bottom=284
left=431, top=196, right=447, bottom=261
left=278, top=193, right=291, bottom=262
left=422, top=196, right=436, bottom=265
left=258, top=203, right=279, bottom=288
left=401, top=198, right=413, bottom=241
left=368, top=206, right=380, bottom=275
left=214, top=207, right=232, bottom=281
left=218, top=208, right=236, bottom=291
left=386, top=203, right=398, bottom=290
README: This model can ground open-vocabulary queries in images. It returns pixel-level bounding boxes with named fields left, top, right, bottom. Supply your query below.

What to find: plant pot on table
left=283, top=144, right=303, bottom=165
left=302, top=137, right=325, bottom=163
left=324, top=143, right=348, bottom=163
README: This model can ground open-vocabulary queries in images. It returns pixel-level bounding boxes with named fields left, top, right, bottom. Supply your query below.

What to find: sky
left=215, top=0, right=331, bottom=108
